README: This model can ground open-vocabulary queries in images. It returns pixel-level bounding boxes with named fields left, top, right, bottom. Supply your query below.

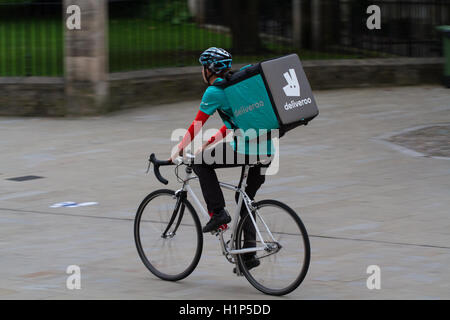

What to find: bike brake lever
left=146, top=159, right=151, bottom=174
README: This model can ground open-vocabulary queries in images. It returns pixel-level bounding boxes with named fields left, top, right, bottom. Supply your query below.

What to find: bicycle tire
left=134, top=189, right=203, bottom=281
left=235, top=199, right=310, bottom=296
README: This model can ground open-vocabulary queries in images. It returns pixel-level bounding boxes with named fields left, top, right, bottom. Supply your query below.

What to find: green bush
left=145, top=0, right=192, bottom=25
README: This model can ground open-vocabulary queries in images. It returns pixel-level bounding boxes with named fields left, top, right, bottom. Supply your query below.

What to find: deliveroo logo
left=282, top=69, right=300, bottom=97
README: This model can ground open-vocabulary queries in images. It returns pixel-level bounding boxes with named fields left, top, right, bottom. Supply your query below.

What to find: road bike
left=134, top=153, right=310, bottom=296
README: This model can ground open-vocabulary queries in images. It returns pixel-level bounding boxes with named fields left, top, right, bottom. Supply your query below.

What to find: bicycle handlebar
left=148, top=153, right=172, bottom=185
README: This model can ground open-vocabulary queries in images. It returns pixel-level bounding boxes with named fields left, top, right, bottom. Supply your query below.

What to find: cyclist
left=169, top=47, right=274, bottom=270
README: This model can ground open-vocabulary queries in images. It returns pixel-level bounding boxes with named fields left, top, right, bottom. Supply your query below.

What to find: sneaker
left=202, top=209, right=231, bottom=233
left=233, top=256, right=260, bottom=274
left=208, top=211, right=228, bottom=231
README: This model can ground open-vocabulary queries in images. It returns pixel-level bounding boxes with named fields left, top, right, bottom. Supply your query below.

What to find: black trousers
left=193, top=143, right=271, bottom=254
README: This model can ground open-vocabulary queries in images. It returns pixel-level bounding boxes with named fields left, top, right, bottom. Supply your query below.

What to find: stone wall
left=303, top=58, right=444, bottom=89
left=0, top=58, right=445, bottom=116
left=108, top=67, right=206, bottom=112
left=0, top=77, right=65, bottom=116
left=108, top=58, right=445, bottom=110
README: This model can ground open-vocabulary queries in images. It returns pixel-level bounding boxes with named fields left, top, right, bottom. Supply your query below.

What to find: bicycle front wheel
left=235, top=199, right=310, bottom=296
left=134, top=189, right=203, bottom=281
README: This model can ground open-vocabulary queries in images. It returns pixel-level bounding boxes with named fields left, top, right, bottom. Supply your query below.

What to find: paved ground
left=0, top=85, right=449, bottom=300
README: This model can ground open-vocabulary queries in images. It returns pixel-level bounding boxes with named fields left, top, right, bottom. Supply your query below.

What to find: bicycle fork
left=161, top=190, right=187, bottom=238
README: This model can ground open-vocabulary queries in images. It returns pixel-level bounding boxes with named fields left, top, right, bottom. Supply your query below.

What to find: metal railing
left=0, top=0, right=63, bottom=76
left=341, top=0, right=449, bottom=57
left=107, top=0, right=450, bottom=72
left=1, top=0, right=448, bottom=76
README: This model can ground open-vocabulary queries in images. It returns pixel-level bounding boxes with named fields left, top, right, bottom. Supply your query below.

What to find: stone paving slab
left=0, top=85, right=449, bottom=299
left=387, top=124, right=450, bottom=158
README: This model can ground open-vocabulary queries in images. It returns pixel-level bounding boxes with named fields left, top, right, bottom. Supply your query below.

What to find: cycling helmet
left=199, top=47, right=232, bottom=74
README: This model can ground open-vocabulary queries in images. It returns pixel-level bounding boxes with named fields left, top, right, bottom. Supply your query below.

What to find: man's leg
left=193, top=163, right=225, bottom=214
left=193, top=143, right=239, bottom=232
left=235, top=165, right=266, bottom=258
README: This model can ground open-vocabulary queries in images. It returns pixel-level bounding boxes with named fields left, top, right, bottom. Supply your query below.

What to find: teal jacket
left=199, top=76, right=277, bottom=156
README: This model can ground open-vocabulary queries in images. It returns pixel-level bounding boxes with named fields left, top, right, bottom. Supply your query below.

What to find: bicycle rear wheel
left=134, top=189, right=203, bottom=281
left=235, top=199, right=310, bottom=296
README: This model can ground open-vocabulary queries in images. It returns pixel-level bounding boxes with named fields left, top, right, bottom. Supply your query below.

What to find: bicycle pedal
left=211, top=226, right=228, bottom=236
left=233, top=266, right=244, bottom=277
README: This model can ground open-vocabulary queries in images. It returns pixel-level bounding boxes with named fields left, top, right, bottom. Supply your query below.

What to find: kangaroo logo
left=282, top=69, right=300, bottom=97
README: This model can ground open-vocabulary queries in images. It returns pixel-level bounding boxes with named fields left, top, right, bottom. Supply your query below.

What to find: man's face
left=202, top=67, right=210, bottom=84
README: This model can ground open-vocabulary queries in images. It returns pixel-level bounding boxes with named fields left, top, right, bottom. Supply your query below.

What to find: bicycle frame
left=141, top=153, right=310, bottom=294
left=176, top=164, right=276, bottom=258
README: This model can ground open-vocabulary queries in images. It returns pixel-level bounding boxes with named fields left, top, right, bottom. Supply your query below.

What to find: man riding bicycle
left=136, top=49, right=311, bottom=293
left=169, top=47, right=274, bottom=270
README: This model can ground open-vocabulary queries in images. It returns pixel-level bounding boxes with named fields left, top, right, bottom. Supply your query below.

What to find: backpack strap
left=214, top=71, right=237, bottom=129
left=213, top=70, right=235, bottom=89
left=217, top=109, right=238, bottom=130
left=213, top=64, right=261, bottom=89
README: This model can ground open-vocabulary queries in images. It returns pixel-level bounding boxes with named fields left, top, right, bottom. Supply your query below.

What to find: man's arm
left=207, top=125, right=228, bottom=145
left=169, top=110, right=210, bottom=161
left=192, top=125, right=230, bottom=156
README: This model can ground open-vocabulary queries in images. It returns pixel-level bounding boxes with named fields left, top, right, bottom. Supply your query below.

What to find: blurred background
left=0, top=0, right=448, bottom=77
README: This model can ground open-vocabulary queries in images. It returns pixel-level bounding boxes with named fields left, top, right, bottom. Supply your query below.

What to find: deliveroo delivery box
left=215, top=53, right=319, bottom=136
left=260, top=53, right=319, bottom=132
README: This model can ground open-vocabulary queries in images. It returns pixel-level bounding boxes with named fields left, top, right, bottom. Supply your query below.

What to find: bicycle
left=134, top=153, right=311, bottom=296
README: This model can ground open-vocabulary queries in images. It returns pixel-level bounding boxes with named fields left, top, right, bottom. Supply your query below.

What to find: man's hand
left=168, top=148, right=183, bottom=163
